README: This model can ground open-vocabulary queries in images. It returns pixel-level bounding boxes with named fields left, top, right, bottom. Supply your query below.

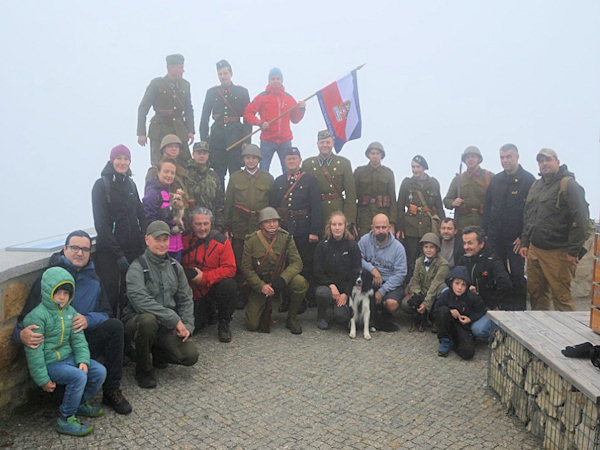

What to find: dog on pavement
left=407, top=293, right=427, bottom=332
left=349, top=269, right=375, bottom=340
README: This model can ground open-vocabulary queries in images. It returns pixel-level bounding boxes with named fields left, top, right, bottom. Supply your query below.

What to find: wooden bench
left=487, top=311, right=600, bottom=449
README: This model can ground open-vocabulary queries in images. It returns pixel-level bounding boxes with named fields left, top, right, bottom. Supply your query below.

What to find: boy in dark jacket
left=24, top=267, right=106, bottom=436
left=433, top=266, right=487, bottom=360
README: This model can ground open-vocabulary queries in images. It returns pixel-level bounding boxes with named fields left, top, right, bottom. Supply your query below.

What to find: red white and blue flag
left=317, top=68, right=362, bottom=153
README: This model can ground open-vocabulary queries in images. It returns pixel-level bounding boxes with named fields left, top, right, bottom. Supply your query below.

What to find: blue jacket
left=358, top=232, right=407, bottom=296
left=13, top=252, right=111, bottom=344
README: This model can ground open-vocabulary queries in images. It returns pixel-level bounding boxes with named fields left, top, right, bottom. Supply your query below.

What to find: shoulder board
left=277, top=228, right=290, bottom=236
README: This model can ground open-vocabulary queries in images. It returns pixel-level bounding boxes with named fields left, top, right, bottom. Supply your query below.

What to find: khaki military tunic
left=224, top=169, right=274, bottom=240
left=398, top=175, right=445, bottom=238
left=354, top=164, right=397, bottom=236
left=137, top=76, right=195, bottom=165
left=443, top=167, right=493, bottom=232
left=301, top=154, right=356, bottom=231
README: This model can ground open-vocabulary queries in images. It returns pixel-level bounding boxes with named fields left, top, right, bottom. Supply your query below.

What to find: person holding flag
left=243, top=68, right=306, bottom=174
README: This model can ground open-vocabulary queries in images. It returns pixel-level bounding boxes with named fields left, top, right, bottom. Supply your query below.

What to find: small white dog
left=349, top=270, right=374, bottom=340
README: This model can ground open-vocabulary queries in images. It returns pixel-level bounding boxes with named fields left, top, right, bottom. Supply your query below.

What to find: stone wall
left=489, top=328, right=599, bottom=449
left=0, top=268, right=45, bottom=418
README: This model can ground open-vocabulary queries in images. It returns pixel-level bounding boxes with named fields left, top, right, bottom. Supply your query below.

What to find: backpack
left=136, top=254, right=180, bottom=285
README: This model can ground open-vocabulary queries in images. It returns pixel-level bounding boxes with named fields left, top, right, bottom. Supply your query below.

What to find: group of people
left=12, top=54, right=591, bottom=436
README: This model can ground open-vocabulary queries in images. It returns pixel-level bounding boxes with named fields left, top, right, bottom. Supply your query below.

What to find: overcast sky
left=1, top=0, right=598, bottom=248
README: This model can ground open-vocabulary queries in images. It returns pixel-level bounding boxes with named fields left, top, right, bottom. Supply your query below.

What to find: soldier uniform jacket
left=270, top=170, right=322, bottom=237
left=482, top=165, right=535, bottom=247
left=407, top=255, right=449, bottom=311
left=302, top=154, right=357, bottom=230
left=199, top=84, right=251, bottom=145
left=137, top=77, right=195, bottom=142
left=354, top=164, right=397, bottom=232
left=397, top=174, right=444, bottom=238
left=521, top=165, right=589, bottom=257
left=241, top=228, right=303, bottom=293
left=444, top=167, right=493, bottom=230
left=224, top=169, right=274, bottom=239
left=184, top=161, right=225, bottom=230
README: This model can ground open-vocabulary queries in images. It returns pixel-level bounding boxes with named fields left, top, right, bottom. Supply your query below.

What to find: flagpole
left=224, top=64, right=365, bottom=152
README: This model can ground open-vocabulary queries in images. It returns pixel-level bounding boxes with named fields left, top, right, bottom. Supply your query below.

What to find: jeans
left=471, top=313, right=495, bottom=340
left=259, top=140, right=292, bottom=174
left=46, top=355, right=106, bottom=417
left=315, top=286, right=352, bottom=323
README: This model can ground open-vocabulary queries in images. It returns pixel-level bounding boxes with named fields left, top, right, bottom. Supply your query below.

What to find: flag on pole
left=317, top=68, right=362, bottom=153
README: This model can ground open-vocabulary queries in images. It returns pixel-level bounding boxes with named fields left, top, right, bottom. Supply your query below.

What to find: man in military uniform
left=184, top=141, right=225, bottom=231
left=199, top=60, right=251, bottom=186
left=224, top=144, right=274, bottom=308
left=519, top=148, right=590, bottom=311
left=301, top=130, right=357, bottom=235
left=482, top=144, right=535, bottom=310
left=354, top=142, right=397, bottom=237
left=270, top=147, right=322, bottom=304
left=241, top=207, right=307, bottom=334
left=397, top=155, right=445, bottom=269
left=443, top=146, right=493, bottom=233
left=137, top=54, right=195, bottom=166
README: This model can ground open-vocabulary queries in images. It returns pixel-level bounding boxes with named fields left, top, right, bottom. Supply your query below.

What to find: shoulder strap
left=102, top=175, right=112, bottom=204
left=136, top=254, right=179, bottom=285
left=557, top=176, right=573, bottom=208
left=279, top=172, right=305, bottom=208
left=216, top=87, right=242, bottom=117
left=320, top=164, right=343, bottom=197
left=414, top=189, right=430, bottom=209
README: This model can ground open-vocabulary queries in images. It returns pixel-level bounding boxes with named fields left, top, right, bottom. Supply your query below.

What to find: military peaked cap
left=166, top=54, right=185, bottom=65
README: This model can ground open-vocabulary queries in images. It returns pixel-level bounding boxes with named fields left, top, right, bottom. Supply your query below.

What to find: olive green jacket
left=224, top=169, right=274, bottom=239
left=184, top=162, right=225, bottom=230
left=398, top=175, right=445, bottom=238
left=302, top=155, right=357, bottom=230
left=443, top=167, right=493, bottom=230
left=407, top=255, right=449, bottom=311
left=354, top=164, right=397, bottom=235
left=241, top=228, right=303, bottom=293
left=137, top=76, right=195, bottom=138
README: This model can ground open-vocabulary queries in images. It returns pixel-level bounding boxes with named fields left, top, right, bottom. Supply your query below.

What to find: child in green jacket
left=24, top=267, right=106, bottom=436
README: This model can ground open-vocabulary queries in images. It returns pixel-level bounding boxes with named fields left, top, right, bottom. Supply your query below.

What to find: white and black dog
left=349, top=269, right=375, bottom=340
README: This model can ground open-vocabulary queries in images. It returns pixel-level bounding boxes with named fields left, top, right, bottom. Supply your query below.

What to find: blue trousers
left=259, top=140, right=292, bottom=174
left=46, top=355, right=106, bottom=417
left=471, top=313, right=495, bottom=340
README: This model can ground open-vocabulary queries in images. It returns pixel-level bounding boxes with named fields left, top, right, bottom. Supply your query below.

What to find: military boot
left=286, top=317, right=302, bottom=335
left=218, top=320, right=232, bottom=343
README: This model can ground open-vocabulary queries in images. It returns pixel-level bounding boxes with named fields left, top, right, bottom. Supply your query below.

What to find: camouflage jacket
left=184, top=162, right=225, bottom=230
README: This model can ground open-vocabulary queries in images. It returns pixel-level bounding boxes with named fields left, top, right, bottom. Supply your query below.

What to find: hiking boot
left=286, top=317, right=302, bottom=335
left=218, top=321, right=232, bottom=343
left=135, top=370, right=157, bottom=389
left=77, top=401, right=104, bottom=418
left=316, top=318, right=329, bottom=330
left=57, top=415, right=93, bottom=436
left=438, top=338, right=453, bottom=357
left=103, top=390, right=132, bottom=415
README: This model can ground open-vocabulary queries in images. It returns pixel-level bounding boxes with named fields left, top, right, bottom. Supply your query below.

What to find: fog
left=1, top=0, right=598, bottom=248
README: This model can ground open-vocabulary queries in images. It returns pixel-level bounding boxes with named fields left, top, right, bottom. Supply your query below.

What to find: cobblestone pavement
left=0, top=305, right=545, bottom=450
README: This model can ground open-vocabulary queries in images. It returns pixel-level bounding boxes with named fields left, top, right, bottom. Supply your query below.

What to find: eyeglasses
left=67, top=245, right=91, bottom=253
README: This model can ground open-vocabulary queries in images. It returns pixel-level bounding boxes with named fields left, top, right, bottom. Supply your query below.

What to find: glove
left=271, top=277, right=286, bottom=296
left=116, top=256, right=130, bottom=273
left=561, top=342, right=593, bottom=358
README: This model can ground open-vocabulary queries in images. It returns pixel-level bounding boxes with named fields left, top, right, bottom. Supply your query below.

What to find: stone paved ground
left=0, top=305, right=544, bottom=449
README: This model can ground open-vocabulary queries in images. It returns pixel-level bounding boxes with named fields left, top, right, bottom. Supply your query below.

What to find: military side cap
left=366, top=141, right=385, bottom=158
left=284, top=147, right=301, bottom=158
left=461, top=145, right=483, bottom=163
left=420, top=232, right=440, bottom=249
left=160, top=134, right=182, bottom=151
left=537, top=148, right=558, bottom=161
left=241, top=144, right=261, bottom=160
left=499, top=143, right=519, bottom=154
left=412, top=154, right=428, bottom=170
left=193, top=141, right=210, bottom=153
left=259, top=207, right=281, bottom=223
left=216, top=59, right=231, bottom=71
left=146, top=220, right=171, bottom=237
left=318, top=129, right=332, bottom=140
left=166, top=54, right=184, bottom=65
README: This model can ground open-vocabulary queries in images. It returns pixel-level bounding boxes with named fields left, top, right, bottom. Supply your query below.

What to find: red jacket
left=181, top=231, right=236, bottom=298
left=243, top=85, right=305, bottom=144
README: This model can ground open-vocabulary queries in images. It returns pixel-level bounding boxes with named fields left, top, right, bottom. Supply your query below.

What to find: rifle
left=258, top=234, right=292, bottom=332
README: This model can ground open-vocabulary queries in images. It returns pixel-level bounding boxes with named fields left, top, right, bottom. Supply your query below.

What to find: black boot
left=218, top=321, right=232, bottom=343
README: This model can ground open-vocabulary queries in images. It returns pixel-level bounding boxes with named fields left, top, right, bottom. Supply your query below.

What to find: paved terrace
left=1, top=305, right=554, bottom=449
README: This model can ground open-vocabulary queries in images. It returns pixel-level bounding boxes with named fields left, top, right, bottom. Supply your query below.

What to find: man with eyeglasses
left=12, top=230, right=132, bottom=415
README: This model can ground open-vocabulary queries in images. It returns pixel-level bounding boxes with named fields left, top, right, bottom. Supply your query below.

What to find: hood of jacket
left=445, top=265, right=471, bottom=288
left=41, top=266, right=75, bottom=311
left=540, top=164, right=575, bottom=182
